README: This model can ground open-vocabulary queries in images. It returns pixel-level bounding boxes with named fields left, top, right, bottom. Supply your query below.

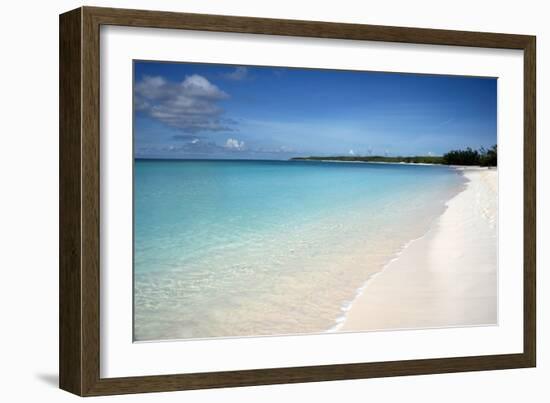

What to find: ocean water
left=133, top=160, right=466, bottom=341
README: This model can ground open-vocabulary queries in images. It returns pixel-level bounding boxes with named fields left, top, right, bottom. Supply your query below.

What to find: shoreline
left=312, top=159, right=437, bottom=166
left=339, top=167, right=497, bottom=332
left=294, top=159, right=498, bottom=168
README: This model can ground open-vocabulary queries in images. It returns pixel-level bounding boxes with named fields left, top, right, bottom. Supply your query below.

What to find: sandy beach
left=341, top=167, right=498, bottom=332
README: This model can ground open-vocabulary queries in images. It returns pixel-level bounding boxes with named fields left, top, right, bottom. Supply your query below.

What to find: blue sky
left=134, top=61, right=497, bottom=159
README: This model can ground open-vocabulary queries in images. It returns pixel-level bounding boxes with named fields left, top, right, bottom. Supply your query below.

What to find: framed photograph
left=59, top=6, right=536, bottom=396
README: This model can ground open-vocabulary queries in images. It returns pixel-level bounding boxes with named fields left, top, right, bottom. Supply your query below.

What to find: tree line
left=291, top=145, right=497, bottom=167
left=442, top=145, right=497, bottom=166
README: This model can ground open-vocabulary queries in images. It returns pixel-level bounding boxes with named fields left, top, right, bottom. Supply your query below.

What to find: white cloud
left=349, top=149, right=355, bottom=156
left=224, top=138, right=246, bottom=150
left=134, top=74, right=232, bottom=133
left=134, top=76, right=169, bottom=100
left=223, top=67, right=248, bottom=81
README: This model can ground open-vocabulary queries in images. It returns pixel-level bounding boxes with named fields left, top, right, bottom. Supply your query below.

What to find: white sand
left=341, top=168, right=498, bottom=331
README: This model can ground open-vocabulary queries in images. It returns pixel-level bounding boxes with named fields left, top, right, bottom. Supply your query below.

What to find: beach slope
left=341, top=168, right=498, bottom=332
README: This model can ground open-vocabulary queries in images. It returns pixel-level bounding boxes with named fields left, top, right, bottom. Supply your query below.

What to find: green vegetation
left=292, top=145, right=497, bottom=167
left=442, top=145, right=497, bottom=166
left=479, top=145, right=498, bottom=167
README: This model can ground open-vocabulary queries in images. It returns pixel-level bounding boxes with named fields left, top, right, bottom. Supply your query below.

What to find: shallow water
left=133, top=159, right=466, bottom=341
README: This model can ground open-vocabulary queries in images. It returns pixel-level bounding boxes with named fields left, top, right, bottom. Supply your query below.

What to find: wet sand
left=341, top=168, right=498, bottom=331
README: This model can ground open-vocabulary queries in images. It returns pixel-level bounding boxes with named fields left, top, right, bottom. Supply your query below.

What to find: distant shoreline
left=292, top=159, right=440, bottom=166
left=291, top=156, right=445, bottom=164
left=293, top=159, right=497, bottom=169
left=292, top=146, right=497, bottom=167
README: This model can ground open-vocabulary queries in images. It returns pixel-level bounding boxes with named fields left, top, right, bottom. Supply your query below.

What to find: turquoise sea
left=133, top=160, right=466, bottom=341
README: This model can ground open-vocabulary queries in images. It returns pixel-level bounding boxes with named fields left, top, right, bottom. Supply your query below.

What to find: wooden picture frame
left=59, top=6, right=536, bottom=396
